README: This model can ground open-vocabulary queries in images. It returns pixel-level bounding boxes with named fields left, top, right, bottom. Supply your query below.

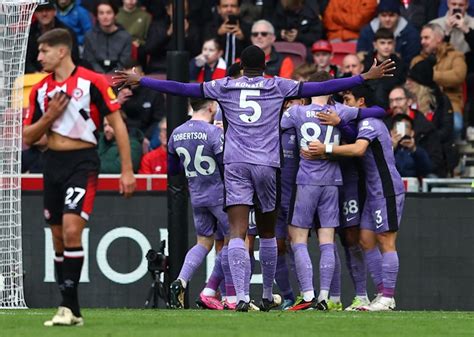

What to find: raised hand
left=112, top=67, right=142, bottom=90
left=47, top=92, right=70, bottom=120
left=361, top=58, right=396, bottom=80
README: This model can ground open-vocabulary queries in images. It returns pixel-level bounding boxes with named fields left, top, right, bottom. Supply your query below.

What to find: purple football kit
left=203, top=76, right=301, bottom=212
left=281, top=102, right=360, bottom=229
left=168, top=120, right=229, bottom=237
left=356, top=118, right=405, bottom=233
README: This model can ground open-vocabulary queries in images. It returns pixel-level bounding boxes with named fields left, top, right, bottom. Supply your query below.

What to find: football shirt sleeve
left=356, top=118, right=379, bottom=143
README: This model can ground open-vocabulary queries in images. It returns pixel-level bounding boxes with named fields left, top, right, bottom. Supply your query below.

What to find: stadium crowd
left=22, top=0, right=474, bottom=179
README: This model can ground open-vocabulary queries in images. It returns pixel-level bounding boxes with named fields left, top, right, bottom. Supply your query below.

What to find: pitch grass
left=1, top=309, right=473, bottom=337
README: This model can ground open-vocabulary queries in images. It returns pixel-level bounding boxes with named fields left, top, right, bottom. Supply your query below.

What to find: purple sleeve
left=280, top=108, right=295, bottom=131
left=357, top=118, right=379, bottom=142
left=338, top=120, right=358, bottom=143
left=140, top=77, right=203, bottom=97
left=359, top=106, right=386, bottom=119
left=300, top=75, right=364, bottom=98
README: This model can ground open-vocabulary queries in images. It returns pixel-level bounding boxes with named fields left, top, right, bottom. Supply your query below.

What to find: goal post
left=0, top=0, right=44, bottom=308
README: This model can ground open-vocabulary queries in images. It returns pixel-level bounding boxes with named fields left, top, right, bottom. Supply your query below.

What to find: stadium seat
left=331, top=42, right=357, bottom=67
left=273, top=42, right=308, bottom=67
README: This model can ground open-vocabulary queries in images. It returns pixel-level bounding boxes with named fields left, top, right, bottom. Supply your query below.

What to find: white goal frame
left=0, top=0, right=45, bottom=308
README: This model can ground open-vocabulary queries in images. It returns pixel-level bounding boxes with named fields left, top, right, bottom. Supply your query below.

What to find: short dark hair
left=37, top=28, right=73, bottom=51
left=344, top=84, right=375, bottom=106
left=392, top=113, right=414, bottom=129
left=308, top=71, right=332, bottom=83
left=203, top=38, right=222, bottom=51
left=374, top=28, right=394, bottom=41
left=190, top=98, right=213, bottom=112
left=218, top=0, right=242, bottom=6
left=95, top=0, right=119, bottom=16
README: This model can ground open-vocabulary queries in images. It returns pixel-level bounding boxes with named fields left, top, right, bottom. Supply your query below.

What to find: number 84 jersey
left=168, top=120, right=225, bottom=207
left=280, top=102, right=359, bottom=186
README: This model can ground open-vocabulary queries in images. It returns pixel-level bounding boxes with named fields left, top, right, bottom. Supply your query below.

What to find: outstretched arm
left=113, top=68, right=203, bottom=98
left=300, top=59, right=396, bottom=98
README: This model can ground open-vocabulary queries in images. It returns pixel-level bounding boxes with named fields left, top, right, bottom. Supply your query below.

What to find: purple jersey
left=202, top=76, right=301, bottom=167
left=356, top=118, right=405, bottom=199
left=281, top=102, right=359, bottom=185
left=168, top=120, right=224, bottom=207
left=281, top=128, right=299, bottom=170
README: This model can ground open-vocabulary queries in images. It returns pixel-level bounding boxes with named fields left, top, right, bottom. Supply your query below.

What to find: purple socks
left=259, top=238, right=277, bottom=300
left=382, top=251, right=399, bottom=298
left=319, top=243, right=335, bottom=292
left=221, top=246, right=236, bottom=297
left=228, top=238, right=249, bottom=303
left=291, top=243, right=314, bottom=293
left=364, top=247, right=384, bottom=294
left=178, top=244, right=209, bottom=283
left=329, top=244, right=341, bottom=298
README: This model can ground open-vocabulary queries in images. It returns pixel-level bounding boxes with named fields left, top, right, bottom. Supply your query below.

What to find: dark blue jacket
left=357, top=16, right=421, bottom=66
left=394, top=145, right=433, bottom=177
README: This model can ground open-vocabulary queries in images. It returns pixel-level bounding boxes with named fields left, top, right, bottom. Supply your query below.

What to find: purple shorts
left=193, top=204, right=230, bottom=237
left=290, top=185, right=340, bottom=229
left=360, top=194, right=405, bottom=233
left=338, top=181, right=361, bottom=229
left=224, top=163, right=277, bottom=213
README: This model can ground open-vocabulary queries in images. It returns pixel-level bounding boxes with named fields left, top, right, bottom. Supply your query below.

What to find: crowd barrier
left=20, top=175, right=474, bottom=310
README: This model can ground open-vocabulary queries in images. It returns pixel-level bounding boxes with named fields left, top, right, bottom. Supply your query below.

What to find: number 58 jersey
left=202, top=76, right=301, bottom=168
left=168, top=120, right=225, bottom=207
left=281, top=102, right=359, bottom=186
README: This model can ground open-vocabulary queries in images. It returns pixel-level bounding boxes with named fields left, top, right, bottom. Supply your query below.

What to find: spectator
left=323, top=0, right=377, bottom=42
left=55, top=0, right=92, bottom=46
left=116, top=0, right=152, bottom=50
left=341, top=53, right=364, bottom=76
left=83, top=0, right=132, bottom=73
left=145, top=0, right=201, bottom=73
left=26, top=3, right=80, bottom=73
left=390, top=114, right=434, bottom=177
left=411, top=23, right=467, bottom=137
left=240, top=0, right=265, bottom=26
left=139, top=118, right=168, bottom=174
left=438, top=0, right=474, bottom=17
left=189, top=38, right=227, bottom=82
left=116, top=62, right=166, bottom=152
left=291, top=62, right=317, bottom=81
left=98, top=116, right=143, bottom=173
left=273, top=0, right=323, bottom=47
left=250, top=20, right=294, bottom=78
left=362, top=28, right=407, bottom=108
left=405, top=59, right=460, bottom=173
left=431, top=0, right=474, bottom=54
left=400, top=0, right=440, bottom=30
left=387, top=86, right=445, bottom=176
left=357, top=0, right=421, bottom=66
left=311, top=40, right=341, bottom=78
left=203, top=0, right=251, bottom=67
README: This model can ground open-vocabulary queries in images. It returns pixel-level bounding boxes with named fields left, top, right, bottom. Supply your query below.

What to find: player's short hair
left=374, top=28, right=394, bottom=41
left=240, top=45, right=265, bottom=71
left=190, top=98, right=213, bottom=112
left=37, top=28, right=73, bottom=51
left=292, top=63, right=317, bottom=81
left=95, top=0, right=119, bottom=16
left=308, top=71, right=332, bottom=83
left=344, top=84, right=375, bottom=106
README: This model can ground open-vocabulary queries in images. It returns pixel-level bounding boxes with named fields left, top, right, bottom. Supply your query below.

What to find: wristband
left=325, top=144, right=333, bottom=154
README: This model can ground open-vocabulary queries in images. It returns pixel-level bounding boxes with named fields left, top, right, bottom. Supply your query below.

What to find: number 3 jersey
left=168, top=120, right=225, bottom=207
left=281, top=102, right=359, bottom=186
left=202, top=76, right=301, bottom=168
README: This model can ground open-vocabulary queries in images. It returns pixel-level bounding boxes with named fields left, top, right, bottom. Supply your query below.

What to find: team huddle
left=115, top=44, right=405, bottom=312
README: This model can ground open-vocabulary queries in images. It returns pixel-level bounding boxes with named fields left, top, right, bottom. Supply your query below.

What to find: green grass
left=1, top=309, right=473, bottom=337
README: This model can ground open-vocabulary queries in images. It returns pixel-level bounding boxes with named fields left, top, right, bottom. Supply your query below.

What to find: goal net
left=0, top=0, right=42, bottom=308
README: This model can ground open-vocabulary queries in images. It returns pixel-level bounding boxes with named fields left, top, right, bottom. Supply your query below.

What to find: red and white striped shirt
left=24, top=66, right=121, bottom=145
